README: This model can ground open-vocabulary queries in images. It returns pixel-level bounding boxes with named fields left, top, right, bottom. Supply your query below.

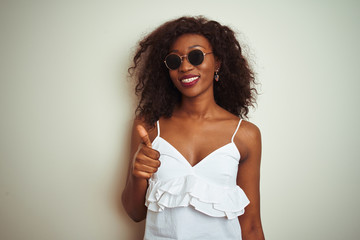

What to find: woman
left=122, top=16, right=264, bottom=240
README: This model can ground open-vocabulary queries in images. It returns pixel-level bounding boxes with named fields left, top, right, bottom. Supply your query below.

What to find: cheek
left=169, top=71, right=180, bottom=86
left=199, top=63, right=215, bottom=77
left=200, top=56, right=216, bottom=72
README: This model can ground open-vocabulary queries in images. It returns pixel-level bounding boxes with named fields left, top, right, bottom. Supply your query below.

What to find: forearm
left=122, top=119, right=160, bottom=222
left=122, top=175, right=148, bottom=222
left=240, top=218, right=265, bottom=240
left=242, top=228, right=265, bottom=240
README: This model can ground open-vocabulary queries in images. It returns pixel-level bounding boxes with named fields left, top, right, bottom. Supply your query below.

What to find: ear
left=214, top=58, right=221, bottom=71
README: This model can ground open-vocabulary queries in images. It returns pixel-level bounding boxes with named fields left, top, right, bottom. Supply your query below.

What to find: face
left=166, top=34, right=220, bottom=98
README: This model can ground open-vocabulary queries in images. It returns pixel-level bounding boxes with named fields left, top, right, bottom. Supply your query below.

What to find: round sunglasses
left=164, top=49, right=213, bottom=70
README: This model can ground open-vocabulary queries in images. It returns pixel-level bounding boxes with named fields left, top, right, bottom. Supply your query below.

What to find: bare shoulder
left=234, top=119, right=261, bottom=160
left=238, top=120, right=261, bottom=142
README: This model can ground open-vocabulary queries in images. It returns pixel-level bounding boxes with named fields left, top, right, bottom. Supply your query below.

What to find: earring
left=214, top=70, right=219, bottom=82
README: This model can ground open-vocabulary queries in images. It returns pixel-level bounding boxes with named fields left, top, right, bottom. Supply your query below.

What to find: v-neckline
left=154, top=136, right=235, bottom=168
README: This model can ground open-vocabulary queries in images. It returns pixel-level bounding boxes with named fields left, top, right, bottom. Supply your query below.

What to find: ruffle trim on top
left=145, top=175, right=250, bottom=219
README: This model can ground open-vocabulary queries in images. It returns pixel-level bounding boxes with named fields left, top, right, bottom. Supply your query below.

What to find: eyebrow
left=169, top=45, right=206, bottom=53
left=189, top=44, right=205, bottom=49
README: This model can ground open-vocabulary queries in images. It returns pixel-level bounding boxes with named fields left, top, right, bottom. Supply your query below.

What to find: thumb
left=136, top=125, right=152, bottom=148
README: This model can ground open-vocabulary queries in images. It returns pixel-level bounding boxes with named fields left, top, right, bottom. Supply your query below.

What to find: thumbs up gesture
left=132, top=125, right=161, bottom=179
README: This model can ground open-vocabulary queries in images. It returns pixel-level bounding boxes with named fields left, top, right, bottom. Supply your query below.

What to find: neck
left=176, top=92, right=218, bottom=119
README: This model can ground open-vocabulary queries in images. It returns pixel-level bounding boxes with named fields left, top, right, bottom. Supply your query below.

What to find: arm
left=236, top=121, right=265, bottom=240
left=121, top=118, right=160, bottom=222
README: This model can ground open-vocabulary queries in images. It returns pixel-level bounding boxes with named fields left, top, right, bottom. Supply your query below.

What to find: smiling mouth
left=181, top=76, right=199, bottom=83
left=180, top=76, right=200, bottom=87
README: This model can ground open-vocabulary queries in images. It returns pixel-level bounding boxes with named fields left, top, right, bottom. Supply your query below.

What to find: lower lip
left=180, top=77, right=200, bottom=88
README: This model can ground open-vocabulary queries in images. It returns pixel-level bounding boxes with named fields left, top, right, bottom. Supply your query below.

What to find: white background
left=0, top=1, right=359, bottom=239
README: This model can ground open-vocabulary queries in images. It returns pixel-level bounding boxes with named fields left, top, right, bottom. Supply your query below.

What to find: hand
left=132, top=125, right=161, bottom=179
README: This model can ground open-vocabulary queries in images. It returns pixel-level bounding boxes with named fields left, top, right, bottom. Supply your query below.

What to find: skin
left=122, top=34, right=265, bottom=240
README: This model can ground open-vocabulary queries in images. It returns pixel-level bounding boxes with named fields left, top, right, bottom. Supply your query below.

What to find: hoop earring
left=214, top=70, right=219, bottom=82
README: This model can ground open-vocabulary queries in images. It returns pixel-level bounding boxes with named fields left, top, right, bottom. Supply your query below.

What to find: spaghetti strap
left=231, top=119, right=242, bottom=142
left=156, top=120, right=160, bottom=137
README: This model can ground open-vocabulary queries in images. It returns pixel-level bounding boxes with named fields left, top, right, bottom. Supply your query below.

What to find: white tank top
left=144, top=119, right=250, bottom=240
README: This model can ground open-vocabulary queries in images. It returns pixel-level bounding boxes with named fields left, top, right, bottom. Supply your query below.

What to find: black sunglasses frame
left=164, top=49, right=213, bottom=70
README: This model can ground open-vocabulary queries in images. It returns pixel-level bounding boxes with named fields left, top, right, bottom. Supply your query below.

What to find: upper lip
left=179, top=74, right=199, bottom=81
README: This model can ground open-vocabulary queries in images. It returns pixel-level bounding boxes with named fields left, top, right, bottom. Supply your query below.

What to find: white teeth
left=181, top=77, right=199, bottom=83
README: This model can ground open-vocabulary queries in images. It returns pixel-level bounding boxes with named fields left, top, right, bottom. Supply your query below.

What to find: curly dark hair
left=129, top=16, right=257, bottom=127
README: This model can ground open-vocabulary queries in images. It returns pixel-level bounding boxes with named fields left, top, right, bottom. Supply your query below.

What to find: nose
left=179, top=56, right=193, bottom=72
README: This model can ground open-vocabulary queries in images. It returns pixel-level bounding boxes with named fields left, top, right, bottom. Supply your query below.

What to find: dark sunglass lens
left=188, top=50, right=204, bottom=66
left=165, top=54, right=181, bottom=70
